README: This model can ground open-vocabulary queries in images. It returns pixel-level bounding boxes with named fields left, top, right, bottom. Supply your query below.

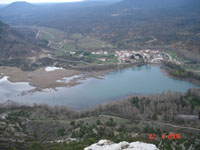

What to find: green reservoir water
left=0, top=65, right=199, bottom=110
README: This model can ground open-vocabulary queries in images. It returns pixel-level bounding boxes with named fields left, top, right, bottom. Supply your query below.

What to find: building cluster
left=115, top=49, right=164, bottom=64
left=141, top=49, right=163, bottom=63
left=115, top=50, right=137, bottom=63
left=91, top=51, right=108, bottom=55
left=98, top=58, right=107, bottom=62
left=69, top=49, right=169, bottom=64
left=69, top=51, right=76, bottom=55
left=91, top=51, right=108, bottom=62
left=50, top=138, right=78, bottom=144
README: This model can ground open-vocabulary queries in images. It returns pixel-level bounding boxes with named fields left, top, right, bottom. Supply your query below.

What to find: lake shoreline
left=0, top=63, right=145, bottom=90
left=0, top=64, right=199, bottom=110
left=0, top=62, right=199, bottom=92
left=160, top=65, right=200, bottom=86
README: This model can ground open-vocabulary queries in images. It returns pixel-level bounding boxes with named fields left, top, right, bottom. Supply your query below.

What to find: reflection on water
left=0, top=65, right=199, bottom=110
left=0, top=77, right=33, bottom=99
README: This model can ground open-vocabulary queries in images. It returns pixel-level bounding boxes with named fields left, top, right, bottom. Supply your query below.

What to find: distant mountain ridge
left=4, top=1, right=34, bottom=8
left=118, top=0, right=200, bottom=9
left=0, top=1, right=36, bottom=15
left=0, top=0, right=199, bottom=61
left=0, top=0, right=199, bottom=25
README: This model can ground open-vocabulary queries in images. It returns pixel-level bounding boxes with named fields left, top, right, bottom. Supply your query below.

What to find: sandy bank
left=0, top=63, right=144, bottom=90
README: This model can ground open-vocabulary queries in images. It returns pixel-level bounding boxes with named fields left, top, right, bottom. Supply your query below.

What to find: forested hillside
left=0, top=21, right=43, bottom=59
left=0, top=88, right=200, bottom=150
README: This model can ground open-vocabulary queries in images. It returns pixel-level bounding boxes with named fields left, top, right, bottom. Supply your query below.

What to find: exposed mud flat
left=0, top=66, right=106, bottom=91
left=0, top=66, right=84, bottom=89
left=0, top=65, right=199, bottom=109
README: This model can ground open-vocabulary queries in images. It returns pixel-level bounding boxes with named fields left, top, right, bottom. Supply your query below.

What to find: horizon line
left=0, top=0, right=84, bottom=5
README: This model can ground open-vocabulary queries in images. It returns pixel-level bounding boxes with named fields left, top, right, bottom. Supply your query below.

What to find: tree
left=152, top=113, right=157, bottom=120
left=58, top=127, right=65, bottom=136
left=96, top=120, right=101, bottom=125
left=29, top=142, right=43, bottom=150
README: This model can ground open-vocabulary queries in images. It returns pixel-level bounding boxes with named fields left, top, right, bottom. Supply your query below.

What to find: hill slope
left=0, top=21, right=42, bottom=59
left=0, top=0, right=199, bottom=57
left=0, top=0, right=200, bottom=63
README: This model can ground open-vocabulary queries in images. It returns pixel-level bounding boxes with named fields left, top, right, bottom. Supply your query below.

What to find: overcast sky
left=0, top=0, right=84, bottom=4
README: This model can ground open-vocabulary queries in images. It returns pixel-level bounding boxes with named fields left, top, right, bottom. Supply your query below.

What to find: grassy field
left=183, top=63, right=200, bottom=74
left=38, top=31, right=54, bottom=41
left=165, top=50, right=184, bottom=61
left=39, top=27, right=65, bottom=41
left=36, top=26, right=116, bottom=52
left=62, top=44, right=77, bottom=51
left=35, top=26, right=119, bottom=66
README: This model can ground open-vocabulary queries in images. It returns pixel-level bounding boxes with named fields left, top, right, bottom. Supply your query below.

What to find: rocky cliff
left=84, top=140, right=159, bottom=150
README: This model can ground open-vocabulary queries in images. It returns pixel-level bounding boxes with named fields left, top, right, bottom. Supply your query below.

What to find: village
left=68, top=49, right=184, bottom=65
left=114, top=49, right=163, bottom=64
left=87, top=49, right=182, bottom=64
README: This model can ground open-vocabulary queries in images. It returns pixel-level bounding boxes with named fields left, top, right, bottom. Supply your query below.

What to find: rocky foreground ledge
left=84, top=140, right=159, bottom=150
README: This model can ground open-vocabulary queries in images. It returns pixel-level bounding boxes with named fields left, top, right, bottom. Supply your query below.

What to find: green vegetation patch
left=39, top=31, right=54, bottom=41
left=71, top=33, right=83, bottom=40
left=62, top=44, right=77, bottom=51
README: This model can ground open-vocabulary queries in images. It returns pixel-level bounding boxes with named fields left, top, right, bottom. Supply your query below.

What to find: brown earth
left=0, top=67, right=82, bottom=89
